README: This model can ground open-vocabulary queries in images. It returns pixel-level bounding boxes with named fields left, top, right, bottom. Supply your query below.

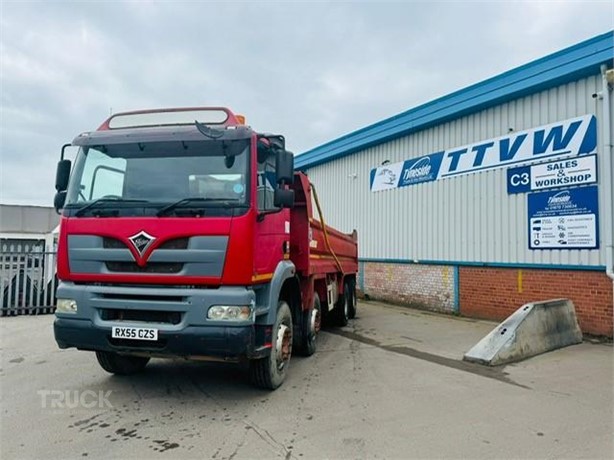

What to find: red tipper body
left=53, top=106, right=358, bottom=390
left=290, top=173, right=358, bottom=279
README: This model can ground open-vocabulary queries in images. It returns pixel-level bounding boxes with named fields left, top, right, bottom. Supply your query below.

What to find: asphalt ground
left=1, top=300, right=612, bottom=459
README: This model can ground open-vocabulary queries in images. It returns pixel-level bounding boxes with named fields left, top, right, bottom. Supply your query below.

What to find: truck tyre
left=297, top=295, right=321, bottom=356
left=334, top=283, right=350, bottom=327
left=95, top=351, right=150, bottom=375
left=347, top=278, right=357, bottom=319
left=250, top=301, right=293, bottom=390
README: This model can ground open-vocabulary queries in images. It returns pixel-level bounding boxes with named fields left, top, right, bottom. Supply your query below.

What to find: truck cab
left=53, top=107, right=357, bottom=389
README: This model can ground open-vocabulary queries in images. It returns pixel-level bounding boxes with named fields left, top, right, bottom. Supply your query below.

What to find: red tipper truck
left=52, top=107, right=358, bottom=389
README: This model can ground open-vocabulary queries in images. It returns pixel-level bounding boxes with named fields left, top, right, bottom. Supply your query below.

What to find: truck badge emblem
left=128, top=231, right=156, bottom=256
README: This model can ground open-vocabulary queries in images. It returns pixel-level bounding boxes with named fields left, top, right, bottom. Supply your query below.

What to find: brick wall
left=361, top=261, right=613, bottom=337
left=363, top=262, right=455, bottom=313
left=460, top=267, right=613, bottom=337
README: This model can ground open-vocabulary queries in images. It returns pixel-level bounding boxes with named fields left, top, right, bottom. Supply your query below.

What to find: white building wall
left=305, top=74, right=610, bottom=267
left=0, top=205, right=59, bottom=234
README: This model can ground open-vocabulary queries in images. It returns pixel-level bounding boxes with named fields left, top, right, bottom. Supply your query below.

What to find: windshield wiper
left=156, top=197, right=238, bottom=217
left=74, top=198, right=150, bottom=217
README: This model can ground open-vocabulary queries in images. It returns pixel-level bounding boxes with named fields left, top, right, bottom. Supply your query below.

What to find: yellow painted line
left=252, top=273, right=273, bottom=283
left=517, top=269, right=523, bottom=293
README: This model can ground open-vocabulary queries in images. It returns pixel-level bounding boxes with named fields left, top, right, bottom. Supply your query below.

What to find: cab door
left=253, top=144, right=290, bottom=280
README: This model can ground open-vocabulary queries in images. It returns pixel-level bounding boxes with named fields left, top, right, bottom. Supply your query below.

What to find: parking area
left=1, top=301, right=612, bottom=459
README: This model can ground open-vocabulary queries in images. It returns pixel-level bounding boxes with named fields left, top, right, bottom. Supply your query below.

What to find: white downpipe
left=600, top=65, right=614, bottom=286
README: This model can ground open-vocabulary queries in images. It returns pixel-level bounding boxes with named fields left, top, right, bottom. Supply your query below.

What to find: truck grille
left=103, top=238, right=126, bottom=249
left=100, top=308, right=182, bottom=325
left=159, top=238, right=189, bottom=250
left=69, top=235, right=227, bottom=278
left=103, top=237, right=189, bottom=250
left=105, top=262, right=183, bottom=273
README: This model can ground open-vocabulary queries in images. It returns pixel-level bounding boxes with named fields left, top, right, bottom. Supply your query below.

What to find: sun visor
left=72, top=125, right=253, bottom=147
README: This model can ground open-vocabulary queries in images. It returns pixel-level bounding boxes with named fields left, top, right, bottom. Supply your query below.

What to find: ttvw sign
left=370, top=115, right=596, bottom=192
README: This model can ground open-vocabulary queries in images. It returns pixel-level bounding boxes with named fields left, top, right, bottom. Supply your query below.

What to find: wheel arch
left=254, top=260, right=300, bottom=325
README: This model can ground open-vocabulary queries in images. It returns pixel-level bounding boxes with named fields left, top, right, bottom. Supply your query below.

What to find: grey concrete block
left=463, top=298, right=583, bottom=366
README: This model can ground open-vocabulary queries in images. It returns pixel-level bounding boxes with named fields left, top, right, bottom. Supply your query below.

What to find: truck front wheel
left=250, top=301, right=293, bottom=390
left=95, top=351, right=150, bottom=375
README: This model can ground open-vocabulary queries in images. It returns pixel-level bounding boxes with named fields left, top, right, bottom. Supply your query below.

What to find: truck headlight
left=207, top=305, right=252, bottom=321
left=56, top=298, right=78, bottom=314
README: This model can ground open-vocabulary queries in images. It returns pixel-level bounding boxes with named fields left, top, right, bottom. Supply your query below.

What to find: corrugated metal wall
left=305, top=74, right=610, bottom=267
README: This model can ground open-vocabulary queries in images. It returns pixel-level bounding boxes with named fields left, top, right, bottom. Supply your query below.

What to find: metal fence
left=0, top=244, right=57, bottom=316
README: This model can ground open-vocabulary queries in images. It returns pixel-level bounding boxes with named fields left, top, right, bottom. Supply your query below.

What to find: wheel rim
left=275, top=323, right=292, bottom=371
left=309, top=307, right=321, bottom=338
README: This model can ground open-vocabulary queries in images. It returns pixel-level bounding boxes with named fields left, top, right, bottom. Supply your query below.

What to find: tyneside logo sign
left=370, top=115, right=597, bottom=192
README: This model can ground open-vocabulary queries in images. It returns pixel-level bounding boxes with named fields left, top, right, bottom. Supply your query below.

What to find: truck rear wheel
left=347, top=278, right=357, bottom=319
left=297, top=295, right=321, bottom=356
left=96, top=351, right=150, bottom=375
left=334, top=283, right=350, bottom=327
left=250, top=301, right=293, bottom=390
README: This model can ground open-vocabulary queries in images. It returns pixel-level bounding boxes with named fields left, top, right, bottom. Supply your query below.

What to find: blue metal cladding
left=296, top=31, right=614, bottom=170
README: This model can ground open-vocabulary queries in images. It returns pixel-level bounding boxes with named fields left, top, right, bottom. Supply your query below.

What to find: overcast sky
left=1, top=1, right=612, bottom=206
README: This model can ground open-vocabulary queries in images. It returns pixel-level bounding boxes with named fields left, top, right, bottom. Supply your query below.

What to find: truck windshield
left=65, top=140, right=249, bottom=216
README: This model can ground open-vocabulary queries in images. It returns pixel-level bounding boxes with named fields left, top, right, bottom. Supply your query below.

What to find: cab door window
left=257, top=150, right=278, bottom=212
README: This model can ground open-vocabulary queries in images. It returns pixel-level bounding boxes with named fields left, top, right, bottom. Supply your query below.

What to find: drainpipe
left=599, top=64, right=614, bottom=288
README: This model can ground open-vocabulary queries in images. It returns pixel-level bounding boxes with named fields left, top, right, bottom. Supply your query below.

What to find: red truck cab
left=53, top=107, right=357, bottom=389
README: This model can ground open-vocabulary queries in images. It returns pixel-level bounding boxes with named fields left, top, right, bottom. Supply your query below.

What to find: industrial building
left=0, top=205, right=59, bottom=313
left=296, top=31, right=613, bottom=337
left=0, top=204, right=59, bottom=252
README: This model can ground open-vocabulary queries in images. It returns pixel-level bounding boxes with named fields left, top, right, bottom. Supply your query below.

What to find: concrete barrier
left=463, top=298, right=583, bottom=366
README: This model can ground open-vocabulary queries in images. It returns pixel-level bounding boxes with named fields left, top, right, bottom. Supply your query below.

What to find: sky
left=1, top=1, right=612, bottom=206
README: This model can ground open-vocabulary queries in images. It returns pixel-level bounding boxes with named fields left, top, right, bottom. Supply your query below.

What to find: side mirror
left=275, top=150, right=294, bottom=184
left=224, top=155, right=235, bottom=169
left=274, top=188, right=294, bottom=209
left=54, top=191, right=67, bottom=213
left=55, top=159, right=72, bottom=192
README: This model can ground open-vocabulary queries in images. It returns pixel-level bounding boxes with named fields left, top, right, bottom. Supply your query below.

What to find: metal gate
left=0, top=244, right=57, bottom=316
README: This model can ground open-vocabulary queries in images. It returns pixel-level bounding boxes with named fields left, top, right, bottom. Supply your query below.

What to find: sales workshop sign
left=507, top=155, right=597, bottom=194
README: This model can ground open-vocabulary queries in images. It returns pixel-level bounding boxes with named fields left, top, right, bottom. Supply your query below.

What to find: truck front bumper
left=53, top=282, right=269, bottom=361
left=54, top=317, right=259, bottom=360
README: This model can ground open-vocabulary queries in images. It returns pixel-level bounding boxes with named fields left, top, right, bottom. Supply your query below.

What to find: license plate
left=111, top=326, right=158, bottom=341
